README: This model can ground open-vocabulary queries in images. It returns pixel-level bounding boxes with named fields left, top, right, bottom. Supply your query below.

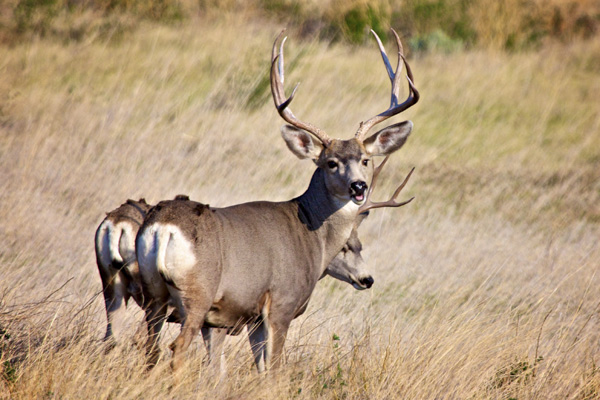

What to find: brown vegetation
left=0, top=9, right=599, bottom=400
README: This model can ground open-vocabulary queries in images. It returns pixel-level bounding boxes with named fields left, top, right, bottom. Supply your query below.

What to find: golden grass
left=1, top=16, right=599, bottom=399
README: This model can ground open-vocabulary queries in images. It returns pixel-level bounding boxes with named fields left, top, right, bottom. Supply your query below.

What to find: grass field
left=1, top=13, right=599, bottom=399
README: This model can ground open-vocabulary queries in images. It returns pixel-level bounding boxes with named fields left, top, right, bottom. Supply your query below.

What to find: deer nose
left=350, top=181, right=367, bottom=195
left=360, top=276, right=374, bottom=288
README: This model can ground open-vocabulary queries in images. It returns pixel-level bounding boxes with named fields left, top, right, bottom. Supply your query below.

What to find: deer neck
left=296, top=168, right=359, bottom=268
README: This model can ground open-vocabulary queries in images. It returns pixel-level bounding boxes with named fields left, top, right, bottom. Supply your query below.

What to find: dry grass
left=1, top=15, right=599, bottom=399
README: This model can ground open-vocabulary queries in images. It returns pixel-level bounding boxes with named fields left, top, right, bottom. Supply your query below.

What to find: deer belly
left=204, top=290, right=271, bottom=335
left=203, top=294, right=263, bottom=333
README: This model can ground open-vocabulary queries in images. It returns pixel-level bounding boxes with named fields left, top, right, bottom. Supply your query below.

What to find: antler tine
left=355, top=28, right=420, bottom=141
left=361, top=154, right=389, bottom=205
left=271, top=30, right=332, bottom=146
left=358, top=156, right=415, bottom=213
left=371, top=29, right=402, bottom=108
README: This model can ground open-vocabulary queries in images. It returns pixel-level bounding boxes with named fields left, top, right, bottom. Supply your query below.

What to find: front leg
left=247, top=315, right=291, bottom=372
left=201, top=327, right=227, bottom=374
left=247, top=317, right=269, bottom=373
left=266, top=317, right=291, bottom=369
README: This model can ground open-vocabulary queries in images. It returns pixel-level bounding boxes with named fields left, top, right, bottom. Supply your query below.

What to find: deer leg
left=169, top=294, right=214, bottom=372
left=201, top=327, right=227, bottom=374
left=124, top=260, right=144, bottom=309
left=170, top=319, right=200, bottom=371
left=144, top=301, right=168, bottom=368
left=247, top=317, right=269, bottom=373
left=100, top=269, right=118, bottom=343
left=266, top=318, right=291, bottom=369
left=98, top=264, right=128, bottom=346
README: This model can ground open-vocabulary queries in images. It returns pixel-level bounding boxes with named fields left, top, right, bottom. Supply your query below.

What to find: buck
left=96, top=196, right=373, bottom=347
left=95, top=198, right=151, bottom=343
left=181, top=206, right=374, bottom=373
left=136, top=28, right=419, bottom=371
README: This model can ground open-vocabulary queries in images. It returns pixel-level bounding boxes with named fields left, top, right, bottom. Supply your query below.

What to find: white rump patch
left=95, top=220, right=114, bottom=272
left=96, top=219, right=139, bottom=270
left=137, top=223, right=197, bottom=292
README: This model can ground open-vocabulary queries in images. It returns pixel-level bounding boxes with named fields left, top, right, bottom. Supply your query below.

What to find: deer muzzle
left=350, top=181, right=368, bottom=204
left=352, top=275, right=374, bottom=290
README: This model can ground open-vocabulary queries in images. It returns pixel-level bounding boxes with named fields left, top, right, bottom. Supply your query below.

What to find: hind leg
left=144, top=299, right=168, bottom=368
left=168, top=285, right=217, bottom=372
left=124, top=260, right=145, bottom=309
left=169, top=304, right=207, bottom=371
left=170, top=323, right=199, bottom=371
left=98, top=263, right=129, bottom=347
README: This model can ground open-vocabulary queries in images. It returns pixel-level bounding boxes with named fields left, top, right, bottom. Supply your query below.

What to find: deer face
left=323, top=215, right=373, bottom=289
left=318, top=139, right=370, bottom=205
left=281, top=121, right=412, bottom=206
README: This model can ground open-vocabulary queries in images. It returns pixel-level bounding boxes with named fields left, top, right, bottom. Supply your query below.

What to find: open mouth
left=351, top=193, right=365, bottom=205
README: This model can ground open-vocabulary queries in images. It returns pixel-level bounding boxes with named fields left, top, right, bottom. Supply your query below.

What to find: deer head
left=271, top=28, right=419, bottom=207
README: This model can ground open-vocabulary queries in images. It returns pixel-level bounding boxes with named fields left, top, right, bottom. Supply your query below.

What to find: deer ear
left=363, top=120, right=412, bottom=156
left=281, top=125, right=324, bottom=160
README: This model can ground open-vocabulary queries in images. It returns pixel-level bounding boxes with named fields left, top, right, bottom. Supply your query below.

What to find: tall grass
left=0, top=14, right=599, bottom=398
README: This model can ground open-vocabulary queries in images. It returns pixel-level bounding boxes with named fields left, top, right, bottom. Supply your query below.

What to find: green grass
left=2, top=0, right=599, bottom=49
left=0, top=14, right=599, bottom=399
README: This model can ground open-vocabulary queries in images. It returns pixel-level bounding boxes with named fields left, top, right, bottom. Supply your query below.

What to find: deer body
left=95, top=198, right=151, bottom=342
left=200, top=215, right=371, bottom=372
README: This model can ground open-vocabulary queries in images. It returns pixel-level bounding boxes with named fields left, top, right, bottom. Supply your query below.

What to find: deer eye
left=327, top=161, right=338, bottom=170
left=362, top=159, right=369, bottom=166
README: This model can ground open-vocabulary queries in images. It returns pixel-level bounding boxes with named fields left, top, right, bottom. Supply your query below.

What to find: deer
left=199, top=155, right=415, bottom=373
left=95, top=198, right=152, bottom=344
left=136, top=27, right=419, bottom=372
left=198, top=209, right=373, bottom=373
left=96, top=196, right=374, bottom=348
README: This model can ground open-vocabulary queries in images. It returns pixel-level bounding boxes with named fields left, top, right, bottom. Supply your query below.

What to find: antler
left=358, top=155, right=415, bottom=213
left=271, top=30, right=332, bottom=147
left=355, top=29, right=420, bottom=141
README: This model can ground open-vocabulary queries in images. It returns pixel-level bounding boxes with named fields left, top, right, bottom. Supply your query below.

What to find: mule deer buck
left=198, top=210, right=373, bottom=372
left=137, top=199, right=381, bottom=371
left=96, top=196, right=374, bottom=347
left=136, top=28, right=419, bottom=371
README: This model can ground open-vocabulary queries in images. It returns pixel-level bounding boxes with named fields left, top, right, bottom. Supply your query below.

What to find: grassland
left=1, top=12, right=599, bottom=399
